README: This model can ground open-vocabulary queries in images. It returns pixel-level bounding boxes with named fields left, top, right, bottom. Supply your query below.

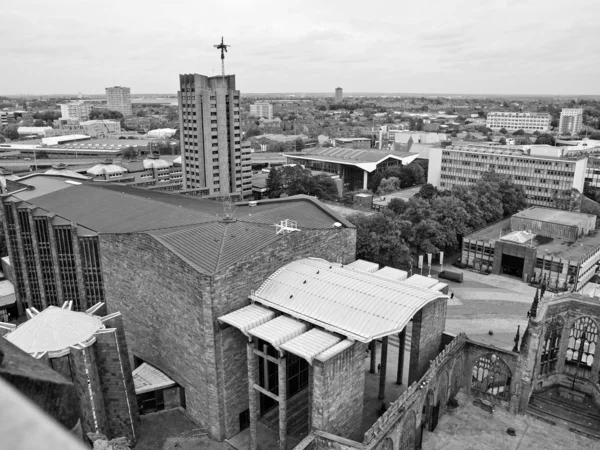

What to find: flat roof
left=514, top=207, right=595, bottom=227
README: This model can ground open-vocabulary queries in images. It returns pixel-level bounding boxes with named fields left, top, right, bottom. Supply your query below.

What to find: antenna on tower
left=214, top=36, right=230, bottom=83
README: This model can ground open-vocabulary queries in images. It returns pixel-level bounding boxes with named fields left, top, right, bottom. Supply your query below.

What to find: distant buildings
left=249, top=102, right=273, bottom=119
left=178, top=73, right=251, bottom=197
left=60, top=101, right=93, bottom=121
left=105, top=86, right=133, bottom=117
left=428, top=144, right=587, bottom=209
left=72, top=120, right=121, bottom=138
left=14, top=138, right=149, bottom=158
left=461, top=207, right=600, bottom=289
left=17, top=126, right=53, bottom=137
left=335, top=87, right=343, bottom=103
left=559, top=108, right=583, bottom=135
left=333, top=137, right=371, bottom=149
left=86, top=155, right=183, bottom=188
left=486, top=112, right=551, bottom=132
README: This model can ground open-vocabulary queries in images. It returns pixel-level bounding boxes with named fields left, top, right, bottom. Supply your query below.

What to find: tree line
left=347, top=171, right=528, bottom=268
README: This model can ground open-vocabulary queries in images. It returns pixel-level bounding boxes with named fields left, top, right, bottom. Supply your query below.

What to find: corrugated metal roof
left=346, top=259, right=379, bottom=273
left=431, top=282, right=448, bottom=291
left=218, top=304, right=275, bottom=333
left=248, top=316, right=308, bottom=348
left=251, top=259, right=447, bottom=343
left=375, top=266, right=408, bottom=281
left=315, top=339, right=354, bottom=362
left=279, top=329, right=341, bottom=364
left=132, top=362, right=176, bottom=394
left=5, top=306, right=103, bottom=355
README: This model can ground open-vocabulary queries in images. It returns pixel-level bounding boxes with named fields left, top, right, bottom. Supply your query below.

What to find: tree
left=512, top=129, right=525, bottom=136
left=498, top=137, right=507, bottom=145
left=295, top=137, right=305, bottom=151
left=499, top=128, right=508, bottom=135
left=534, top=134, right=555, bottom=146
left=246, top=127, right=262, bottom=138
left=589, top=131, right=600, bottom=140
left=122, top=147, right=137, bottom=159
left=553, top=188, right=582, bottom=212
left=33, top=119, right=46, bottom=127
left=377, top=177, right=401, bottom=195
left=400, top=163, right=425, bottom=188
left=414, top=183, right=440, bottom=202
left=387, top=198, right=408, bottom=215
left=2, top=125, right=19, bottom=140
left=346, top=212, right=412, bottom=267
left=515, top=137, right=531, bottom=145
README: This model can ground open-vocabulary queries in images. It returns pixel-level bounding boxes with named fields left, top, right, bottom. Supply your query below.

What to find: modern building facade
left=60, top=101, right=93, bottom=121
left=178, top=73, right=252, bottom=197
left=486, top=112, right=551, bottom=132
left=559, top=108, right=583, bottom=135
left=105, top=86, right=132, bottom=117
left=335, top=87, right=343, bottom=103
left=461, top=207, right=600, bottom=289
left=428, top=145, right=588, bottom=209
left=249, top=102, right=273, bottom=120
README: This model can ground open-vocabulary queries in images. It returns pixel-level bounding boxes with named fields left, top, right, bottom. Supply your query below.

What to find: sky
left=2, top=0, right=599, bottom=96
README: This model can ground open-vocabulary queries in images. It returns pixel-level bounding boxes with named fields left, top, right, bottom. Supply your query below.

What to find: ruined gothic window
left=565, top=317, right=598, bottom=373
left=399, top=410, right=416, bottom=450
left=539, top=316, right=564, bottom=376
left=471, top=354, right=512, bottom=400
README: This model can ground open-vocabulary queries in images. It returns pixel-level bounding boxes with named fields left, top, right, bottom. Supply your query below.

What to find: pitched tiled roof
left=9, top=178, right=352, bottom=275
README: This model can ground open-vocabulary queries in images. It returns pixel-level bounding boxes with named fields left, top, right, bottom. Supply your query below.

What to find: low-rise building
left=60, top=101, right=93, bottom=121
left=333, top=137, right=371, bottom=149
left=285, top=147, right=419, bottom=191
left=461, top=207, right=600, bottom=289
left=249, top=102, right=273, bottom=119
left=17, top=126, right=53, bottom=137
left=486, top=112, right=551, bottom=132
left=428, top=144, right=588, bottom=209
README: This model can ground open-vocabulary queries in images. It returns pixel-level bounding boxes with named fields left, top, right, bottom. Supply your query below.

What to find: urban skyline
left=2, top=0, right=599, bottom=96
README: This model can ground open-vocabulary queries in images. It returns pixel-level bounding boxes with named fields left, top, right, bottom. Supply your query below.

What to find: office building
left=461, top=206, right=600, bottom=289
left=60, top=101, right=93, bottom=121
left=178, top=73, right=252, bottom=197
left=486, top=112, right=551, bottom=132
left=559, top=108, right=584, bottom=135
left=428, top=144, right=587, bottom=209
left=105, top=86, right=133, bottom=117
left=249, top=102, right=273, bottom=119
left=335, top=87, right=343, bottom=103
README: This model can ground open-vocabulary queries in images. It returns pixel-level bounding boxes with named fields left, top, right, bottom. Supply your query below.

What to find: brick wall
left=99, top=233, right=214, bottom=434
left=409, top=297, right=447, bottom=385
left=69, top=345, right=109, bottom=437
left=311, top=342, right=366, bottom=442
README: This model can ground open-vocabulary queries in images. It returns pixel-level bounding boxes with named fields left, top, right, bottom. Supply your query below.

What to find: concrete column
left=27, top=210, right=47, bottom=309
left=71, top=227, right=87, bottom=310
left=369, top=341, right=377, bottom=374
left=278, top=354, right=287, bottom=450
left=246, top=341, right=257, bottom=450
left=378, top=336, right=388, bottom=400
left=47, top=216, right=65, bottom=305
left=362, top=171, right=368, bottom=190
left=396, top=329, right=406, bottom=385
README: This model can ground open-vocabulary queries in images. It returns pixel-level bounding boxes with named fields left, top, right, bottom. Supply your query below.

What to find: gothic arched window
left=565, top=317, right=598, bottom=374
left=471, top=354, right=512, bottom=400
left=540, top=316, right=564, bottom=375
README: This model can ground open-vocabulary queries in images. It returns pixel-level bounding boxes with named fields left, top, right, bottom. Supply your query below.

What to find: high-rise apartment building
left=249, top=102, right=273, bottom=119
left=59, top=101, right=93, bottom=121
left=486, top=112, right=551, bottom=132
left=178, top=74, right=251, bottom=196
left=335, top=87, right=343, bottom=103
left=428, top=144, right=587, bottom=209
left=559, top=108, right=583, bottom=135
left=105, top=86, right=133, bottom=117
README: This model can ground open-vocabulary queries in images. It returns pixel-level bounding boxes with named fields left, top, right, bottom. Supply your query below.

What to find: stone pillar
left=71, top=227, right=87, bottom=310
left=369, top=341, right=377, bottom=374
left=396, top=329, right=406, bottom=385
left=278, top=353, right=287, bottom=450
left=27, top=210, right=47, bottom=309
left=246, top=340, right=257, bottom=450
left=409, top=298, right=447, bottom=385
left=379, top=337, right=388, bottom=400
left=47, top=216, right=65, bottom=305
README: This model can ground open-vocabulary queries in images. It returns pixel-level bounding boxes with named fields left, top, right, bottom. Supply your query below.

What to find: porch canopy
left=219, top=257, right=447, bottom=361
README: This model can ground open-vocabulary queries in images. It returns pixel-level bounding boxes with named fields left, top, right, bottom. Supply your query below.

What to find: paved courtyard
left=422, top=392, right=598, bottom=450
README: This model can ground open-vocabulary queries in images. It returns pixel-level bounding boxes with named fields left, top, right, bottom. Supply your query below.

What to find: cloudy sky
left=2, top=0, right=599, bottom=96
